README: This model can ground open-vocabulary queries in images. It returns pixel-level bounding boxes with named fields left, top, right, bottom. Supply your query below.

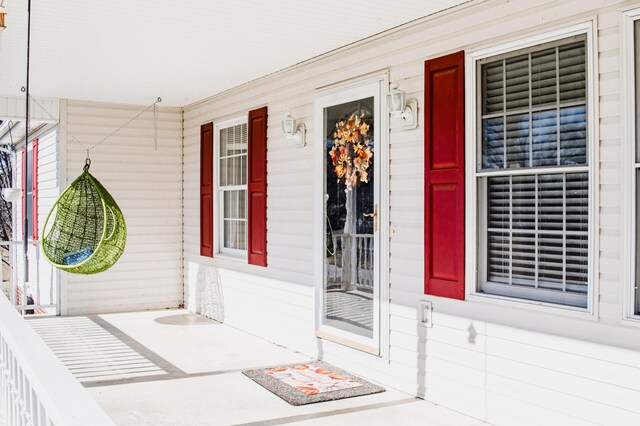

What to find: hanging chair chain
left=29, top=95, right=162, bottom=160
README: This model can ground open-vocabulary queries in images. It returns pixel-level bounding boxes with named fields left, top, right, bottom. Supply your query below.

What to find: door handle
left=363, top=204, right=378, bottom=233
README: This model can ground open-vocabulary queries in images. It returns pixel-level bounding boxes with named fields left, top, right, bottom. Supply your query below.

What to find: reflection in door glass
left=323, top=97, right=375, bottom=338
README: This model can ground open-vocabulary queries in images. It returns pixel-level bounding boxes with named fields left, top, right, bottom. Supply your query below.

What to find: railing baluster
left=365, top=236, right=370, bottom=288
left=0, top=293, right=113, bottom=425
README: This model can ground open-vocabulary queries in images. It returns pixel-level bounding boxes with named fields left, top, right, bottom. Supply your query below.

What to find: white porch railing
left=0, top=292, right=114, bottom=426
left=326, top=233, right=374, bottom=291
left=1, top=240, right=57, bottom=315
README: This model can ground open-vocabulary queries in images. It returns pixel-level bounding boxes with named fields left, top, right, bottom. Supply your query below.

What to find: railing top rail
left=0, top=239, right=40, bottom=246
left=0, top=293, right=114, bottom=426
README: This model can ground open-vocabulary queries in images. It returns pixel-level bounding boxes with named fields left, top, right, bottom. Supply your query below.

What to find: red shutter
left=424, top=51, right=465, bottom=300
left=31, top=139, right=39, bottom=240
left=21, top=146, right=26, bottom=237
left=247, top=107, right=268, bottom=267
left=200, top=123, right=214, bottom=257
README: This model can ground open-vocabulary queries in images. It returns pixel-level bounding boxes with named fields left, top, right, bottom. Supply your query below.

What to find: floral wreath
left=327, top=113, right=373, bottom=191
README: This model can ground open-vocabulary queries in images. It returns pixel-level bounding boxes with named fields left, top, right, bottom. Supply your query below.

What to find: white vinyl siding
left=60, top=100, right=183, bottom=315
left=216, top=121, right=248, bottom=255
left=34, top=129, right=60, bottom=312
left=476, top=35, right=589, bottom=308
left=14, top=128, right=60, bottom=313
left=181, top=1, right=640, bottom=424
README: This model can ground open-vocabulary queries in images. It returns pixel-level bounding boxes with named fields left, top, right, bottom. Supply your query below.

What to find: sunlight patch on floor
left=29, top=316, right=167, bottom=383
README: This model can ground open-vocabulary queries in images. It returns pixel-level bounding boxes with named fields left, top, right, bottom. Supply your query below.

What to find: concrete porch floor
left=28, top=310, right=488, bottom=426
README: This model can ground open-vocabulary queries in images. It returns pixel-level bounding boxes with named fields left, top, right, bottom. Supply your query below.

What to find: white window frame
left=23, top=141, right=35, bottom=239
left=465, top=22, right=598, bottom=315
left=213, top=116, right=248, bottom=259
left=623, top=8, right=640, bottom=323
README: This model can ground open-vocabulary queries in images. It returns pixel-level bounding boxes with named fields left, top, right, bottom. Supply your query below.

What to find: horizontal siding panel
left=486, top=355, right=640, bottom=415
left=220, top=270, right=313, bottom=298
left=62, top=100, right=182, bottom=314
left=67, top=285, right=182, bottom=299
left=67, top=267, right=181, bottom=284
left=175, top=1, right=640, bottom=424
left=483, top=390, right=598, bottom=426
left=389, top=329, right=419, bottom=352
left=488, top=337, right=640, bottom=393
left=66, top=299, right=182, bottom=315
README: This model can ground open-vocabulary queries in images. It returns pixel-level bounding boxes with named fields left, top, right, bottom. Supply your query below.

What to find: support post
left=23, top=0, right=31, bottom=288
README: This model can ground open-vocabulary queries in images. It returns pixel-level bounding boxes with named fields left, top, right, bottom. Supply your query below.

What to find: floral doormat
left=242, top=361, right=385, bottom=406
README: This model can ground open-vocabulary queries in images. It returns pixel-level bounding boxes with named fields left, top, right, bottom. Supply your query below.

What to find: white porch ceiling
left=0, top=0, right=469, bottom=107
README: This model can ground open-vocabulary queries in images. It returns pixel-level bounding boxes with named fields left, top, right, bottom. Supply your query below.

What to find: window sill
left=466, top=291, right=596, bottom=321
left=213, top=253, right=247, bottom=263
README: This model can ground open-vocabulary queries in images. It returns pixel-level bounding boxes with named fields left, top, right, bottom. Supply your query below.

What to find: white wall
left=59, top=100, right=183, bottom=315
left=0, top=96, right=59, bottom=123
left=182, top=0, right=640, bottom=424
left=14, top=127, right=59, bottom=313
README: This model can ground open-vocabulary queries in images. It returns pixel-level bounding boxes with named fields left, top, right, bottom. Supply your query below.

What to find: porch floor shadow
left=30, top=309, right=488, bottom=426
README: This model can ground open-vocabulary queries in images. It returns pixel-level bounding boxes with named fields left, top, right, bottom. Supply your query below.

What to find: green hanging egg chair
left=42, top=160, right=126, bottom=274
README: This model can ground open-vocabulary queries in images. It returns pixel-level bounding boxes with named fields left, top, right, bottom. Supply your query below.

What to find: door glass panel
left=323, top=97, right=375, bottom=338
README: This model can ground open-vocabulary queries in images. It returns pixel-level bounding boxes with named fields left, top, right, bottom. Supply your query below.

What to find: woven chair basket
left=42, top=171, right=126, bottom=274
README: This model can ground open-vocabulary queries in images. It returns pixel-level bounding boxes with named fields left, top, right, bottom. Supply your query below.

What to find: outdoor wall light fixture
left=281, top=110, right=306, bottom=147
left=386, top=82, right=417, bottom=129
left=0, top=3, right=7, bottom=30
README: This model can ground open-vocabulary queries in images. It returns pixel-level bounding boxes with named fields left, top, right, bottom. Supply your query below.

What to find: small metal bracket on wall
left=390, top=99, right=418, bottom=130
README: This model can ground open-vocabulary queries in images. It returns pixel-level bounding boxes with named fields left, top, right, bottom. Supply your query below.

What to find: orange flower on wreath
left=327, top=113, right=373, bottom=192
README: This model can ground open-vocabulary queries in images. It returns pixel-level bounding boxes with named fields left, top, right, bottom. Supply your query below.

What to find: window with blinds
left=218, top=122, right=248, bottom=253
left=477, top=35, right=589, bottom=308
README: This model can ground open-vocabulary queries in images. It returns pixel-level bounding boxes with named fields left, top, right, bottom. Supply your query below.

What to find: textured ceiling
left=0, top=0, right=469, bottom=107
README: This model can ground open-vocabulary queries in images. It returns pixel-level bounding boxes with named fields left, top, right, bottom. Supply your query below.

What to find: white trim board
left=313, top=74, right=390, bottom=359
left=622, top=8, right=640, bottom=324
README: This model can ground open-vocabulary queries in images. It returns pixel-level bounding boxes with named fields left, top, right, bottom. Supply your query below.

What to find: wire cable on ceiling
left=28, top=95, right=162, bottom=160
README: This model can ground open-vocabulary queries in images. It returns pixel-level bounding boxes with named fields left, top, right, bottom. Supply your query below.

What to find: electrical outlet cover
left=419, top=301, right=432, bottom=327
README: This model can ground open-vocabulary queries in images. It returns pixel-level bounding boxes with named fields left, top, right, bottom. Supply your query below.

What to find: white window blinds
left=219, top=123, right=248, bottom=252
left=481, top=40, right=587, bottom=170
left=478, top=35, right=589, bottom=308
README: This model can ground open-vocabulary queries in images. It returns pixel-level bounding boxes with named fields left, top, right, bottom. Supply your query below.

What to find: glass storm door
left=315, top=79, right=382, bottom=353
